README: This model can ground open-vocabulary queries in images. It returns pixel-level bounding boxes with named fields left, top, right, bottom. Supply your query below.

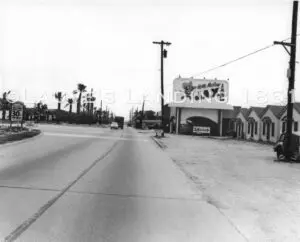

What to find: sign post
left=11, top=103, right=23, bottom=128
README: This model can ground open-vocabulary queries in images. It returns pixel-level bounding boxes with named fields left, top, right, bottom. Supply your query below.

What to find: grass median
left=0, top=127, right=41, bottom=145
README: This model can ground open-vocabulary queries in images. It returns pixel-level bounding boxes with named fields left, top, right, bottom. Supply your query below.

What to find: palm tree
left=1, top=91, right=11, bottom=120
left=65, top=98, right=74, bottom=113
left=34, top=101, right=43, bottom=121
left=54, top=92, right=63, bottom=111
left=73, top=83, right=87, bottom=114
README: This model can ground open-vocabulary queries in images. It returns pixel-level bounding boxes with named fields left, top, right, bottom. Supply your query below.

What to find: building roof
left=238, top=108, right=250, bottom=119
left=233, top=106, right=242, bottom=117
left=248, top=106, right=265, bottom=117
left=278, top=102, right=300, bottom=119
left=225, top=106, right=241, bottom=119
left=260, top=105, right=285, bottom=119
left=293, top=102, right=300, bottom=114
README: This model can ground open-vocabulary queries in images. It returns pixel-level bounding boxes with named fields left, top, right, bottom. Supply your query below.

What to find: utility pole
left=90, top=88, right=94, bottom=116
left=274, top=1, right=298, bottom=161
left=153, top=40, right=171, bottom=137
left=141, top=96, right=145, bottom=128
left=99, top=100, right=102, bottom=124
left=131, top=106, right=134, bottom=124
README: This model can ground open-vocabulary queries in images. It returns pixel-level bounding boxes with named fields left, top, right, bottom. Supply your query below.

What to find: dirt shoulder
left=153, top=134, right=300, bottom=242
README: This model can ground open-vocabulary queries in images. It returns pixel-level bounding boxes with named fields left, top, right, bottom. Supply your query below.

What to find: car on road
left=110, top=122, right=119, bottom=130
left=114, top=116, right=124, bottom=129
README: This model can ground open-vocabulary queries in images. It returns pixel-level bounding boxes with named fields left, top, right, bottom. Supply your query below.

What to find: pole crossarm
left=273, top=41, right=294, bottom=47
left=274, top=41, right=294, bottom=56
left=153, top=41, right=172, bottom=46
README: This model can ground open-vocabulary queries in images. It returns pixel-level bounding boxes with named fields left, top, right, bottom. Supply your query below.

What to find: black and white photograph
left=0, top=0, right=300, bottom=241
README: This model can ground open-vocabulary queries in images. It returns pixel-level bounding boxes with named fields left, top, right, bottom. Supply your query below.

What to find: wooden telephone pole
left=153, top=40, right=171, bottom=136
left=274, top=1, right=298, bottom=160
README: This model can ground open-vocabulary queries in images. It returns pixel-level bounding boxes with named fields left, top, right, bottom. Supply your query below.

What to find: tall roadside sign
left=11, top=102, right=24, bottom=127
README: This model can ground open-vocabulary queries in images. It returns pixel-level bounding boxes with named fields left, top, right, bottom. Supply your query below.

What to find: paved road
left=0, top=124, right=245, bottom=242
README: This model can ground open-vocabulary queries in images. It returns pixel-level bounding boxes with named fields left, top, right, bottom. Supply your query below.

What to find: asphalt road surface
left=0, top=124, right=245, bottom=242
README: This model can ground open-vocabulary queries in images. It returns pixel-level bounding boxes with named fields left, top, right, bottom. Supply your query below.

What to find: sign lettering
left=11, top=103, right=23, bottom=122
left=193, top=126, right=210, bottom=134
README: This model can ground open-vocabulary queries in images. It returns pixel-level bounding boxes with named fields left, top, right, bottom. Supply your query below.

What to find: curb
left=151, top=136, right=167, bottom=149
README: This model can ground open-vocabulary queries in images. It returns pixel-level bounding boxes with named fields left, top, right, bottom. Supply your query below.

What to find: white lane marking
left=43, top=132, right=148, bottom=142
left=3, top=139, right=119, bottom=242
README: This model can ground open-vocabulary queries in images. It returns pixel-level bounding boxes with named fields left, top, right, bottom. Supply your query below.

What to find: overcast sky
left=0, top=0, right=298, bottom=119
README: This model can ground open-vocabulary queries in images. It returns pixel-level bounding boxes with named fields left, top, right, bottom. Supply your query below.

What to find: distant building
left=279, top=102, right=300, bottom=134
left=234, top=108, right=249, bottom=138
left=222, top=106, right=241, bottom=136
left=169, top=77, right=233, bottom=136
left=245, top=107, right=265, bottom=141
left=260, top=105, right=285, bottom=143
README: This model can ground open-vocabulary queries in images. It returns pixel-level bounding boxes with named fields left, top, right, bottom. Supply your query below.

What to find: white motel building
left=167, top=77, right=300, bottom=143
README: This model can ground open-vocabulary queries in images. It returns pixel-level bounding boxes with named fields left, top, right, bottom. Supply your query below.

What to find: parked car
left=110, top=122, right=119, bottom=130
left=226, top=129, right=237, bottom=137
left=273, top=131, right=300, bottom=160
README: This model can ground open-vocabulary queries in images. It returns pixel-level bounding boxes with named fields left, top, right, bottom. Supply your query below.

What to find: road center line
left=4, top=137, right=120, bottom=242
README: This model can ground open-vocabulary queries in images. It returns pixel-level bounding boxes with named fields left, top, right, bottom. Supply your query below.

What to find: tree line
left=0, top=83, right=114, bottom=124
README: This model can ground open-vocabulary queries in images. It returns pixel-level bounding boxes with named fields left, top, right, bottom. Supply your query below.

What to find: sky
left=0, top=0, right=298, bottom=119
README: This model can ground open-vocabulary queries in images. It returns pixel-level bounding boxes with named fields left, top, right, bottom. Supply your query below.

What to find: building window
left=255, top=122, right=258, bottom=134
left=263, top=122, right=266, bottom=135
left=294, top=122, right=298, bottom=132
left=248, top=123, right=250, bottom=134
left=272, top=123, right=275, bottom=137
left=282, top=122, right=286, bottom=133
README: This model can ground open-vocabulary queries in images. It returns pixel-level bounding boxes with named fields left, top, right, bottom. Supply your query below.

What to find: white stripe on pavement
left=43, top=132, right=148, bottom=141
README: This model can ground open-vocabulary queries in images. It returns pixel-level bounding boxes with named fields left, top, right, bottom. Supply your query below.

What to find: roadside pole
left=153, top=40, right=171, bottom=137
left=99, top=100, right=102, bottom=124
left=274, top=1, right=298, bottom=160
left=141, top=96, right=145, bottom=128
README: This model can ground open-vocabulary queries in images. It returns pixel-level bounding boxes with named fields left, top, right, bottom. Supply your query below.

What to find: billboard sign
left=170, top=77, right=231, bottom=109
left=193, top=126, right=210, bottom=134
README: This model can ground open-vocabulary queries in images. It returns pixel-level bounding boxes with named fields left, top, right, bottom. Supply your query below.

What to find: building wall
left=170, top=107, right=176, bottom=117
left=261, top=109, right=280, bottom=143
left=279, top=108, right=300, bottom=134
left=176, top=108, right=220, bottom=136
left=222, top=109, right=235, bottom=119
left=180, top=108, right=218, bottom=124
left=245, top=110, right=261, bottom=141
left=235, top=112, right=247, bottom=138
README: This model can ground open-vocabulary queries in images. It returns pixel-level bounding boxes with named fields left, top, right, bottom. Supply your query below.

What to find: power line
left=189, top=35, right=300, bottom=78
